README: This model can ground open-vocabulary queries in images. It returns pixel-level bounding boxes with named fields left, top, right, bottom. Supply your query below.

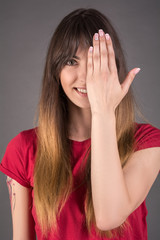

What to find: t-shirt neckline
left=68, top=138, right=91, bottom=144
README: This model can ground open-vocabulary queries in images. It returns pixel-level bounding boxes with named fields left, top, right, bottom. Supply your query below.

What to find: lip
left=75, top=87, right=87, bottom=89
left=74, top=88, right=88, bottom=97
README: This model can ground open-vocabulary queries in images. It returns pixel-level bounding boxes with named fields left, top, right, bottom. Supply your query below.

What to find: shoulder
left=7, top=127, right=38, bottom=151
left=134, top=123, right=160, bottom=151
left=135, top=122, right=160, bottom=136
left=19, top=127, right=38, bottom=147
left=0, top=128, right=38, bottom=188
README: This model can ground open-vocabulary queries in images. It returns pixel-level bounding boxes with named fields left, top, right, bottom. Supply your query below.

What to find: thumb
left=121, top=68, right=141, bottom=94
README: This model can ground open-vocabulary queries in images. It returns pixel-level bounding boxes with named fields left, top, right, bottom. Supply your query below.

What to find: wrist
left=91, top=109, right=116, bottom=126
left=91, top=107, right=116, bottom=118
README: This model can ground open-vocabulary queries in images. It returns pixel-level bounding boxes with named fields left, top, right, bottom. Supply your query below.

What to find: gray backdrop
left=0, top=0, right=160, bottom=239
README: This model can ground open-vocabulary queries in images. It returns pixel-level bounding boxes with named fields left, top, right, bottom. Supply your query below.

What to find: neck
left=67, top=103, right=91, bottom=141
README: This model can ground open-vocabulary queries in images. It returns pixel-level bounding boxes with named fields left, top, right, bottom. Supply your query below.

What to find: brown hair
left=33, top=8, right=136, bottom=238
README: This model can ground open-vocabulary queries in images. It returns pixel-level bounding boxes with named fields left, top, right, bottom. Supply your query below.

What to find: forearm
left=91, top=111, right=131, bottom=230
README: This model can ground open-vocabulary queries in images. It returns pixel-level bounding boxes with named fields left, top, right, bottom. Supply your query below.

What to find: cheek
left=60, top=69, right=76, bottom=89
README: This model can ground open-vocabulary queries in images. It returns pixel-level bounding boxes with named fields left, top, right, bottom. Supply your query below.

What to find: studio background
left=0, top=0, right=159, bottom=239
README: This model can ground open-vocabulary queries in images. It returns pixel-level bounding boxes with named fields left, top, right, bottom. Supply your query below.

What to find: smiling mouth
left=74, top=88, right=88, bottom=96
left=76, top=88, right=87, bottom=93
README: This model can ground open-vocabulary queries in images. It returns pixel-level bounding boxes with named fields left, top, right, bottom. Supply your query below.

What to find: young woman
left=0, top=8, right=160, bottom=240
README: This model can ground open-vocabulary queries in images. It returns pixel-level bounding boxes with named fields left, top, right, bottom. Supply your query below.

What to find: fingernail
left=99, top=29, right=104, bottom=37
left=105, top=33, right=110, bottom=40
left=94, top=33, right=99, bottom=40
left=134, top=68, right=141, bottom=74
left=89, top=46, right=93, bottom=52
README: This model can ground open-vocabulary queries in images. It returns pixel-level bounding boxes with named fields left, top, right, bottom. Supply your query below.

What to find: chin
left=67, top=96, right=91, bottom=110
left=77, top=104, right=91, bottom=109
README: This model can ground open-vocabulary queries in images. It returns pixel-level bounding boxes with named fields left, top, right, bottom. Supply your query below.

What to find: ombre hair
left=33, top=8, right=136, bottom=238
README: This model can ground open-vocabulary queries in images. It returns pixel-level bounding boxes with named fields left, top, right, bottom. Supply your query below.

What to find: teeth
left=77, top=88, right=87, bottom=93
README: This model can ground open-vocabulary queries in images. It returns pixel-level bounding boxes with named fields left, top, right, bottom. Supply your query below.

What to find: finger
left=105, top=33, right=117, bottom=74
left=93, top=33, right=100, bottom=74
left=87, top=46, right=93, bottom=77
left=121, top=68, right=141, bottom=94
left=99, top=29, right=109, bottom=73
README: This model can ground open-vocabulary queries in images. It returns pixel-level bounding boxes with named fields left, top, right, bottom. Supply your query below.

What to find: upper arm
left=123, top=147, right=160, bottom=214
left=6, top=176, right=36, bottom=240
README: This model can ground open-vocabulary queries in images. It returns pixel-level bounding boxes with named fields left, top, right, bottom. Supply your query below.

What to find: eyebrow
left=73, top=55, right=80, bottom=60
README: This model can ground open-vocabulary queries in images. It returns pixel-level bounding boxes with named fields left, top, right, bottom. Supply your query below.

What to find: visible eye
left=66, top=59, right=77, bottom=66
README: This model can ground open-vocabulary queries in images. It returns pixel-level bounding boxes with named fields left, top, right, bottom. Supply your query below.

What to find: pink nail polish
left=89, top=46, right=93, bottom=52
left=105, top=33, right=110, bottom=40
left=99, top=29, right=104, bottom=37
left=134, top=68, right=141, bottom=74
left=94, top=33, right=98, bottom=40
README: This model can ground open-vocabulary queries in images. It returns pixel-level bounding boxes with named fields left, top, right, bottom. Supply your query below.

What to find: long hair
left=33, top=8, right=136, bottom=238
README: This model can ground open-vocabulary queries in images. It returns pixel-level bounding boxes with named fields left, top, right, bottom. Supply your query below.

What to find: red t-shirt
left=0, top=123, right=160, bottom=239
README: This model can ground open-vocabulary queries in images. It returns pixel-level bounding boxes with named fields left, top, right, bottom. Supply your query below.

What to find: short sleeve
left=0, top=133, right=31, bottom=188
left=134, top=123, right=160, bottom=151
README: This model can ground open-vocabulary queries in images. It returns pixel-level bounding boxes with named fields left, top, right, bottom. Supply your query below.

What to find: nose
left=77, top=61, right=87, bottom=84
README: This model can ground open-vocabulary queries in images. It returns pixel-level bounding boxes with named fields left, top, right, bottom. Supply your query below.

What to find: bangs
left=52, top=9, right=120, bottom=79
left=56, top=12, right=111, bottom=66
left=60, top=18, right=94, bottom=62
